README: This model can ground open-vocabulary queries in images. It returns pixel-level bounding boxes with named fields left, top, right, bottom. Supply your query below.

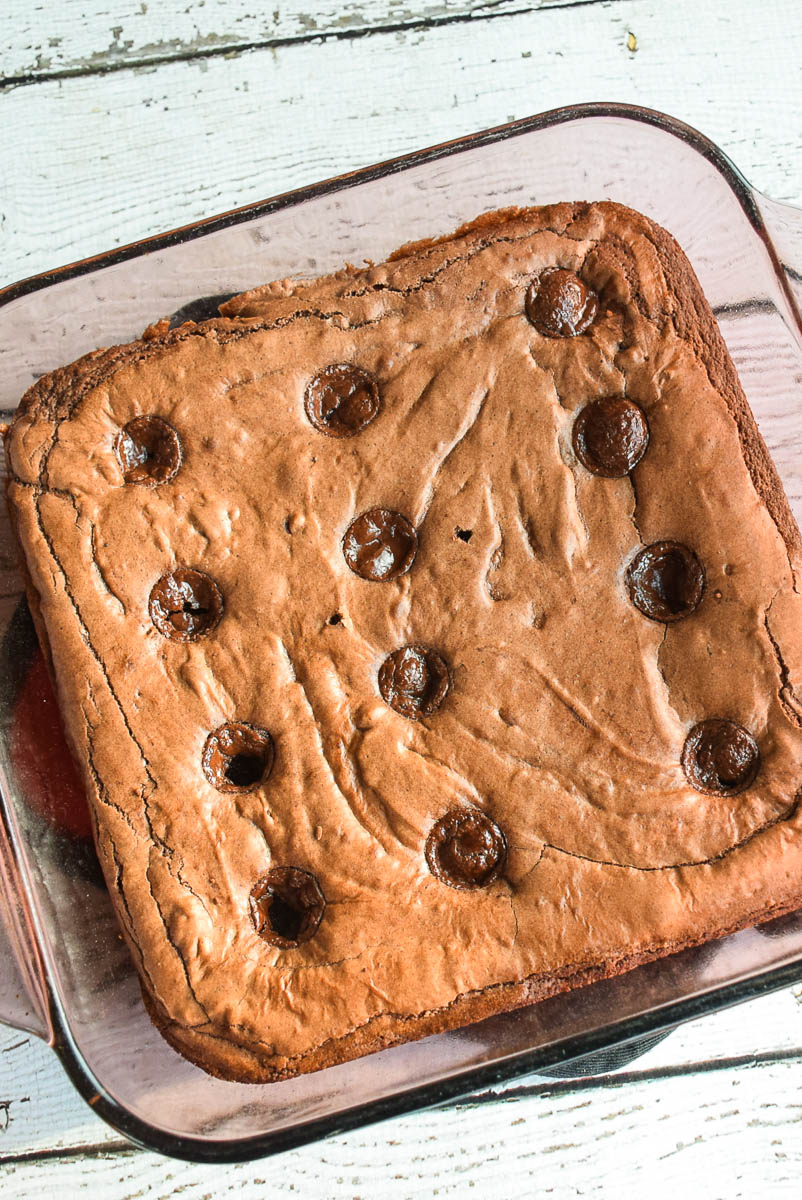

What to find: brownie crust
left=5, top=201, right=802, bottom=1083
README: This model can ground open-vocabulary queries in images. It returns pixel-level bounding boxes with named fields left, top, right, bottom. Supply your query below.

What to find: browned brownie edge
left=142, top=889, right=802, bottom=1083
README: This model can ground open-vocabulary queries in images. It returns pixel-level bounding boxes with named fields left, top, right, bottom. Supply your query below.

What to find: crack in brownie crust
left=5, top=201, right=802, bottom=1082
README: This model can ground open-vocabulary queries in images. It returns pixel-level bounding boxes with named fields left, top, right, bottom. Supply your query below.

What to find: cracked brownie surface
left=5, top=201, right=802, bottom=1082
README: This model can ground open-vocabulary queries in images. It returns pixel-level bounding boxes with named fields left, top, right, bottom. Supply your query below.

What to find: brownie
left=5, top=201, right=802, bottom=1084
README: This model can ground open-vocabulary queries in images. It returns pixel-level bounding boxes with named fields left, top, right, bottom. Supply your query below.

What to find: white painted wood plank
left=5, top=1055, right=802, bottom=1197
left=3, top=987, right=802, bottom=1158
left=1, top=1, right=603, bottom=80
left=2, top=0, right=801, bottom=287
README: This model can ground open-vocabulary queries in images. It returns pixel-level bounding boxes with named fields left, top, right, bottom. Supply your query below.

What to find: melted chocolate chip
left=682, top=719, right=760, bottom=796
left=626, top=542, right=705, bottom=622
left=342, top=507, right=418, bottom=581
left=573, top=396, right=650, bottom=477
left=202, top=722, right=274, bottom=792
left=455, top=527, right=473, bottom=543
left=425, top=808, right=507, bottom=890
left=525, top=268, right=598, bottom=338
left=249, top=867, right=325, bottom=948
left=378, top=645, right=450, bottom=720
left=149, top=567, right=223, bottom=641
left=115, top=415, right=182, bottom=485
left=304, top=364, right=381, bottom=438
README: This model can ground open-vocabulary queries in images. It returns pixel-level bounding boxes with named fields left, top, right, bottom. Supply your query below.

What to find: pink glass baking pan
left=0, top=103, right=801, bottom=1162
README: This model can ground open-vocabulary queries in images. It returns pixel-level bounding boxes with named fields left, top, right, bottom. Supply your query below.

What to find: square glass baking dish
left=0, top=102, right=801, bottom=1163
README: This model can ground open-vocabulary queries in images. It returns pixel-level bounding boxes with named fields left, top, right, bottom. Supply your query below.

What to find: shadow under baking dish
left=0, top=103, right=801, bottom=1162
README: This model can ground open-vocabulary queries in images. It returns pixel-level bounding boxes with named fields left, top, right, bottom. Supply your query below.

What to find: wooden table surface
left=1, top=1, right=801, bottom=1195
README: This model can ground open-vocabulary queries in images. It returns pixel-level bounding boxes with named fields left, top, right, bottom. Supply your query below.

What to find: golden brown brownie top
left=7, top=201, right=802, bottom=1073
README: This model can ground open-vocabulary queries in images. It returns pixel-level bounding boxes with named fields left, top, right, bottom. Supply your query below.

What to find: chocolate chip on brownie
left=149, top=567, right=223, bottom=641
left=115, top=415, right=182, bottom=485
left=573, top=396, right=650, bottom=477
left=682, top=719, right=760, bottom=795
left=202, top=722, right=274, bottom=792
left=425, top=808, right=507, bottom=890
left=378, top=645, right=450, bottom=720
left=525, top=268, right=598, bottom=337
left=249, top=867, right=326, bottom=948
left=626, top=541, right=705, bottom=622
left=304, top=364, right=381, bottom=438
left=342, top=507, right=418, bottom=581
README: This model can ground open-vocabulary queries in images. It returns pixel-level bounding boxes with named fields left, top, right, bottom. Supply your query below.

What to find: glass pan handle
left=755, top=193, right=802, bottom=338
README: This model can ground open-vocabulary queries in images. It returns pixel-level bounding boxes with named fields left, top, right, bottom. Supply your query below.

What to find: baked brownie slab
left=5, top=201, right=802, bottom=1082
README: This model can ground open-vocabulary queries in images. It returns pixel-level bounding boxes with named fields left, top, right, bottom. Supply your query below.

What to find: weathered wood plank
left=2, top=0, right=801, bottom=286
left=4, top=1054, right=802, bottom=1196
left=2, top=988, right=802, bottom=1157
left=0, top=0, right=609, bottom=82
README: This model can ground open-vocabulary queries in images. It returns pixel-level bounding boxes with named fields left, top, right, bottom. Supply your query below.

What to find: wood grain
left=2, top=0, right=801, bottom=285
left=4, top=1053, right=802, bottom=1196
left=1, top=1, right=609, bottom=81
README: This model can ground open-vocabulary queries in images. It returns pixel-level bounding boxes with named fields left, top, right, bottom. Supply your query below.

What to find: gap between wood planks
left=4, top=1044, right=802, bottom=1166
left=0, top=0, right=629, bottom=91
